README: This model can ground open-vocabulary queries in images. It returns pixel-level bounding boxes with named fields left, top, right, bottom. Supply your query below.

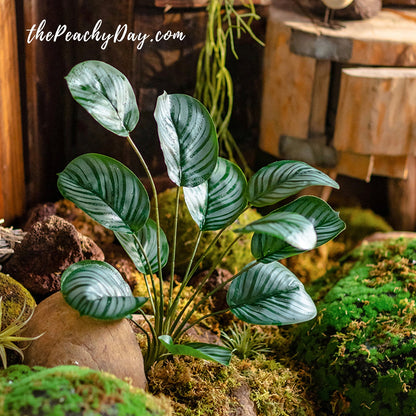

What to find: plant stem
left=166, top=230, right=203, bottom=320
left=132, top=234, right=157, bottom=315
left=169, top=233, right=243, bottom=337
left=126, top=135, right=164, bottom=334
left=175, top=308, right=231, bottom=339
left=169, top=187, right=181, bottom=307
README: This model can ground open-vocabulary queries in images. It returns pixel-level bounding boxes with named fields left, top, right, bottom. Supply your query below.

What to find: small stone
left=3, top=216, right=104, bottom=297
left=22, top=292, right=147, bottom=389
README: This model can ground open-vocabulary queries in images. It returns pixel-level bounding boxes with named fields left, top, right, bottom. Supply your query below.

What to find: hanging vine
left=194, top=0, right=265, bottom=176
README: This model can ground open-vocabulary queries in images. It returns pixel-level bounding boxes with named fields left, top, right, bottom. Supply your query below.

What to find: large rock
left=22, top=292, right=147, bottom=389
left=4, top=215, right=104, bottom=297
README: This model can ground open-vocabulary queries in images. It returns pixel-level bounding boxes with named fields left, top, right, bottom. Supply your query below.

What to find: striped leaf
left=154, top=92, right=218, bottom=187
left=114, top=219, right=169, bottom=275
left=159, top=335, right=232, bottom=366
left=247, top=160, right=339, bottom=207
left=251, top=196, right=345, bottom=262
left=61, top=260, right=147, bottom=320
left=57, top=153, right=149, bottom=234
left=235, top=211, right=316, bottom=251
left=183, top=158, right=247, bottom=231
left=65, top=61, right=139, bottom=136
left=227, top=262, right=316, bottom=325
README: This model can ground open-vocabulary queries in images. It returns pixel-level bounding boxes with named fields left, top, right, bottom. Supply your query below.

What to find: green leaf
left=114, top=219, right=169, bottom=275
left=235, top=211, right=316, bottom=251
left=158, top=335, right=232, bottom=366
left=65, top=60, right=139, bottom=136
left=251, top=196, right=345, bottom=262
left=247, top=160, right=339, bottom=207
left=57, top=153, right=150, bottom=234
left=227, top=262, right=316, bottom=325
left=154, top=92, right=218, bottom=187
left=183, top=157, right=247, bottom=231
left=61, top=260, right=147, bottom=320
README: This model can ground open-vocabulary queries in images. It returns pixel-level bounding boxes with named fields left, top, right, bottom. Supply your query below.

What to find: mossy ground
left=148, top=353, right=316, bottom=416
left=295, top=238, right=416, bottom=415
left=0, top=365, right=172, bottom=416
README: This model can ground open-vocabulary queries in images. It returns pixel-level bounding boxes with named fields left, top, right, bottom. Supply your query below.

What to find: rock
left=3, top=216, right=104, bottom=297
left=0, top=364, right=172, bottom=415
left=55, top=199, right=115, bottom=246
left=296, top=238, right=416, bottom=415
left=230, top=383, right=257, bottom=416
left=23, top=202, right=56, bottom=231
left=22, top=292, right=147, bottom=389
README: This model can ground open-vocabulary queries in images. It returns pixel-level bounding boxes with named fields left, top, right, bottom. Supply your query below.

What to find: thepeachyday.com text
left=26, top=19, right=186, bottom=50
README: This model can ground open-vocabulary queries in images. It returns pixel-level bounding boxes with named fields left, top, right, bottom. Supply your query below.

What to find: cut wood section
left=0, top=0, right=25, bottom=223
left=388, top=156, right=416, bottom=231
left=274, top=0, right=416, bottom=67
left=336, top=151, right=410, bottom=182
left=259, top=16, right=317, bottom=157
left=333, top=67, right=416, bottom=156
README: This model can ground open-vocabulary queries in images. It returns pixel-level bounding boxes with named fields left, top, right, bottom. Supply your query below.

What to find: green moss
left=148, top=355, right=315, bottom=416
left=0, top=365, right=172, bottom=416
left=153, top=188, right=261, bottom=276
left=0, top=273, right=36, bottom=327
left=337, top=207, right=393, bottom=249
left=295, top=238, right=416, bottom=415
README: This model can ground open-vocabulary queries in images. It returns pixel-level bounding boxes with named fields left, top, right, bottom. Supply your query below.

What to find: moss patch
left=0, top=273, right=36, bottom=327
left=296, top=238, right=416, bottom=415
left=0, top=365, right=172, bottom=416
left=148, top=354, right=316, bottom=416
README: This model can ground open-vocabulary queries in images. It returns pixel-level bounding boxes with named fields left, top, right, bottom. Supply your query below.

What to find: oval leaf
left=65, top=60, right=139, bottom=136
left=247, top=160, right=339, bottom=207
left=61, top=260, right=147, bottom=320
left=159, top=335, right=232, bottom=366
left=251, top=196, right=345, bottom=262
left=227, top=262, right=316, bottom=325
left=183, top=157, right=247, bottom=231
left=114, top=219, right=169, bottom=275
left=57, top=153, right=150, bottom=234
left=154, top=92, right=218, bottom=187
left=235, top=211, right=316, bottom=251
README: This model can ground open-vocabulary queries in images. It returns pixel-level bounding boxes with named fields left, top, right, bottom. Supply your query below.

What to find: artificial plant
left=58, top=60, right=345, bottom=371
left=194, top=0, right=264, bottom=175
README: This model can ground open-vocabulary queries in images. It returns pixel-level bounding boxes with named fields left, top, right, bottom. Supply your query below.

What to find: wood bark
left=0, top=0, right=25, bottom=223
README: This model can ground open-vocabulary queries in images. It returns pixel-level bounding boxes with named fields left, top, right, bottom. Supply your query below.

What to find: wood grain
left=333, top=67, right=416, bottom=156
left=0, top=0, right=25, bottom=223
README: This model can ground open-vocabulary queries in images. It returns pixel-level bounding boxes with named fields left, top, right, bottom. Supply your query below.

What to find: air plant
left=221, top=323, right=270, bottom=359
left=0, top=297, right=43, bottom=368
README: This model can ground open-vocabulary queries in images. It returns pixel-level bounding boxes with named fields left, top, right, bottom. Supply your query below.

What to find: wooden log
left=388, top=156, right=416, bottom=231
left=259, top=11, right=321, bottom=157
left=278, top=0, right=416, bottom=67
left=333, top=67, right=416, bottom=156
left=336, top=151, right=410, bottom=182
left=0, top=0, right=25, bottom=223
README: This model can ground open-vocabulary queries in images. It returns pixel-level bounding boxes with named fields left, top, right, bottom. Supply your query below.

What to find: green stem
left=166, top=230, right=203, bottom=320
left=170, top=234, right=245, bottom=339
left=126, top=135, right=164, bottom=334
left=169, top=187, right=181, bottom=307
left=175, top=308, right=231, bottom=340
left=132, top=234, right=157, bottom=315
